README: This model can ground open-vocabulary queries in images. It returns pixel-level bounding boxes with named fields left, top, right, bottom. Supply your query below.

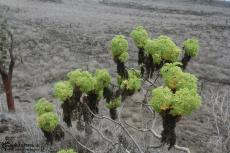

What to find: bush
left=34, top=98, right=54, bottom=115
left=54, top=81, right=73, bottom=102
left=183, top=38, right=199, bottom=57
left=37, top=112, right=59, bottom=132
left=57, top=149, right=77, bottom=153
left=130, top=26, right=149, bottom=48
left=111, top=35, right=129, bottom=63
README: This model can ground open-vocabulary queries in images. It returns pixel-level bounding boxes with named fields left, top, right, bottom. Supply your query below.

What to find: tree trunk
left=1, top=75, right=15, bottom=112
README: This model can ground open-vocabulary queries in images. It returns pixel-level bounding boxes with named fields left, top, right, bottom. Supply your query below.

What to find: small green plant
left=54, top=81, right=73, bottom=102
left=130, top=26, right=149, bottom=49
left=106, top=97, right=121, bottom=109
left=111, top=35, right=129, bottom=63
left=183, top=38, right=199, bottom=57
left=57, top=149, right=77, bottom=153
left=37, top=112, right=59, bottom=132
left=35, top=98, right=54, bottom=115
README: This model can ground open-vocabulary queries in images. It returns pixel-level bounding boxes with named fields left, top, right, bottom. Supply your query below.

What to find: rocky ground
left=0, top=0, right=229, bottom=153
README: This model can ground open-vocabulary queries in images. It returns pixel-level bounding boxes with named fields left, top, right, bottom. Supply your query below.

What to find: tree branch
left=60, top=125, right=96, bottom=153
left=81, top=99, right=144, bottom=153
left=124, top=120, right=191, bottom=153
left=7, top=30, right=15, bottom=78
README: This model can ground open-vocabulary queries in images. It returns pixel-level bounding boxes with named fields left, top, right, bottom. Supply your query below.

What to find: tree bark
left=1, top=74, right=15, bottom=112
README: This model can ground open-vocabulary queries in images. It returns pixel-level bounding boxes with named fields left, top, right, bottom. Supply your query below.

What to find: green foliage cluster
left=54, top=81, right=73, bottom=102
left=119, top=69, right=142, bottom=92
left=183, top=38, right=199, bottom=57
left=151, top=87, right=201, bottom=116
left=144, top=36, right=181, bottom=64
left=106, top=97, right=121, bottom=109
left=67, top=70, right=96, bottom=93
left=111, top=35, right=129, bottom=63
left=130, top=26, right=149, bottom=48
left=170, top=88, right=201, bottom=116
left=151, top=62, right=201, bottom=116
left=95, top=69, right=111, bottom=91
left=35, top=98, right=54, bottom=115
left=160, top=62, right=197, bottom=91
left=54, top=69, right=111, bottom=102
left=151, top=87, right=173, bottom=112
left=37, top=112, right=59, bottom=132
left=57, top=149, right=77, bottom=153
left=34, top=98, right=59, bottom=132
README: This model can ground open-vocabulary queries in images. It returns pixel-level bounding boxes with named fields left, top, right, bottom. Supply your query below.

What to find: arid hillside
left=0, top=0, right=229, bottom=153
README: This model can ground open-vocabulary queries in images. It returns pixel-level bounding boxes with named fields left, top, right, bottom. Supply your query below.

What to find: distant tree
left=0, top=21, right=15, bottom=112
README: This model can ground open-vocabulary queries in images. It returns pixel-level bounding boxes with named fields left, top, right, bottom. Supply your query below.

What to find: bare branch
left=124, top=120, right=191, bottom=153
left=60, top=125, right=96, bottom=153
left=81, top=99, right=144, bottom=153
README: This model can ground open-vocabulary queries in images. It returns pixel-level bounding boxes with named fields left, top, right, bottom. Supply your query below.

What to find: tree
left=35, top=25, right=201, bottom=153
left=0, top=21, right=15, bottom=112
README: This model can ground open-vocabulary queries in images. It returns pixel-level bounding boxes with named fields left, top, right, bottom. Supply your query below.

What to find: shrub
left=130, top=26, right=149, bottom=48
left=144, top=36, right=181, bottom=64
left=120, top=69, right=142, bottom=92
left=150, top=86, right=173, bottom=112
left=170, top=88, right=201, bottom=116
left=111, top=35, right=129, bottom=63
left=37, top=112, right=59, bottom=132
left=35, top=98, right=54, bottom=115
left=57, top=149, right=77, bottom=153
left=54, top=81, right=73, bottom=102
left=183, top=38, right=199, bottom=57
left=106, top=97, right=121, bottom=109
